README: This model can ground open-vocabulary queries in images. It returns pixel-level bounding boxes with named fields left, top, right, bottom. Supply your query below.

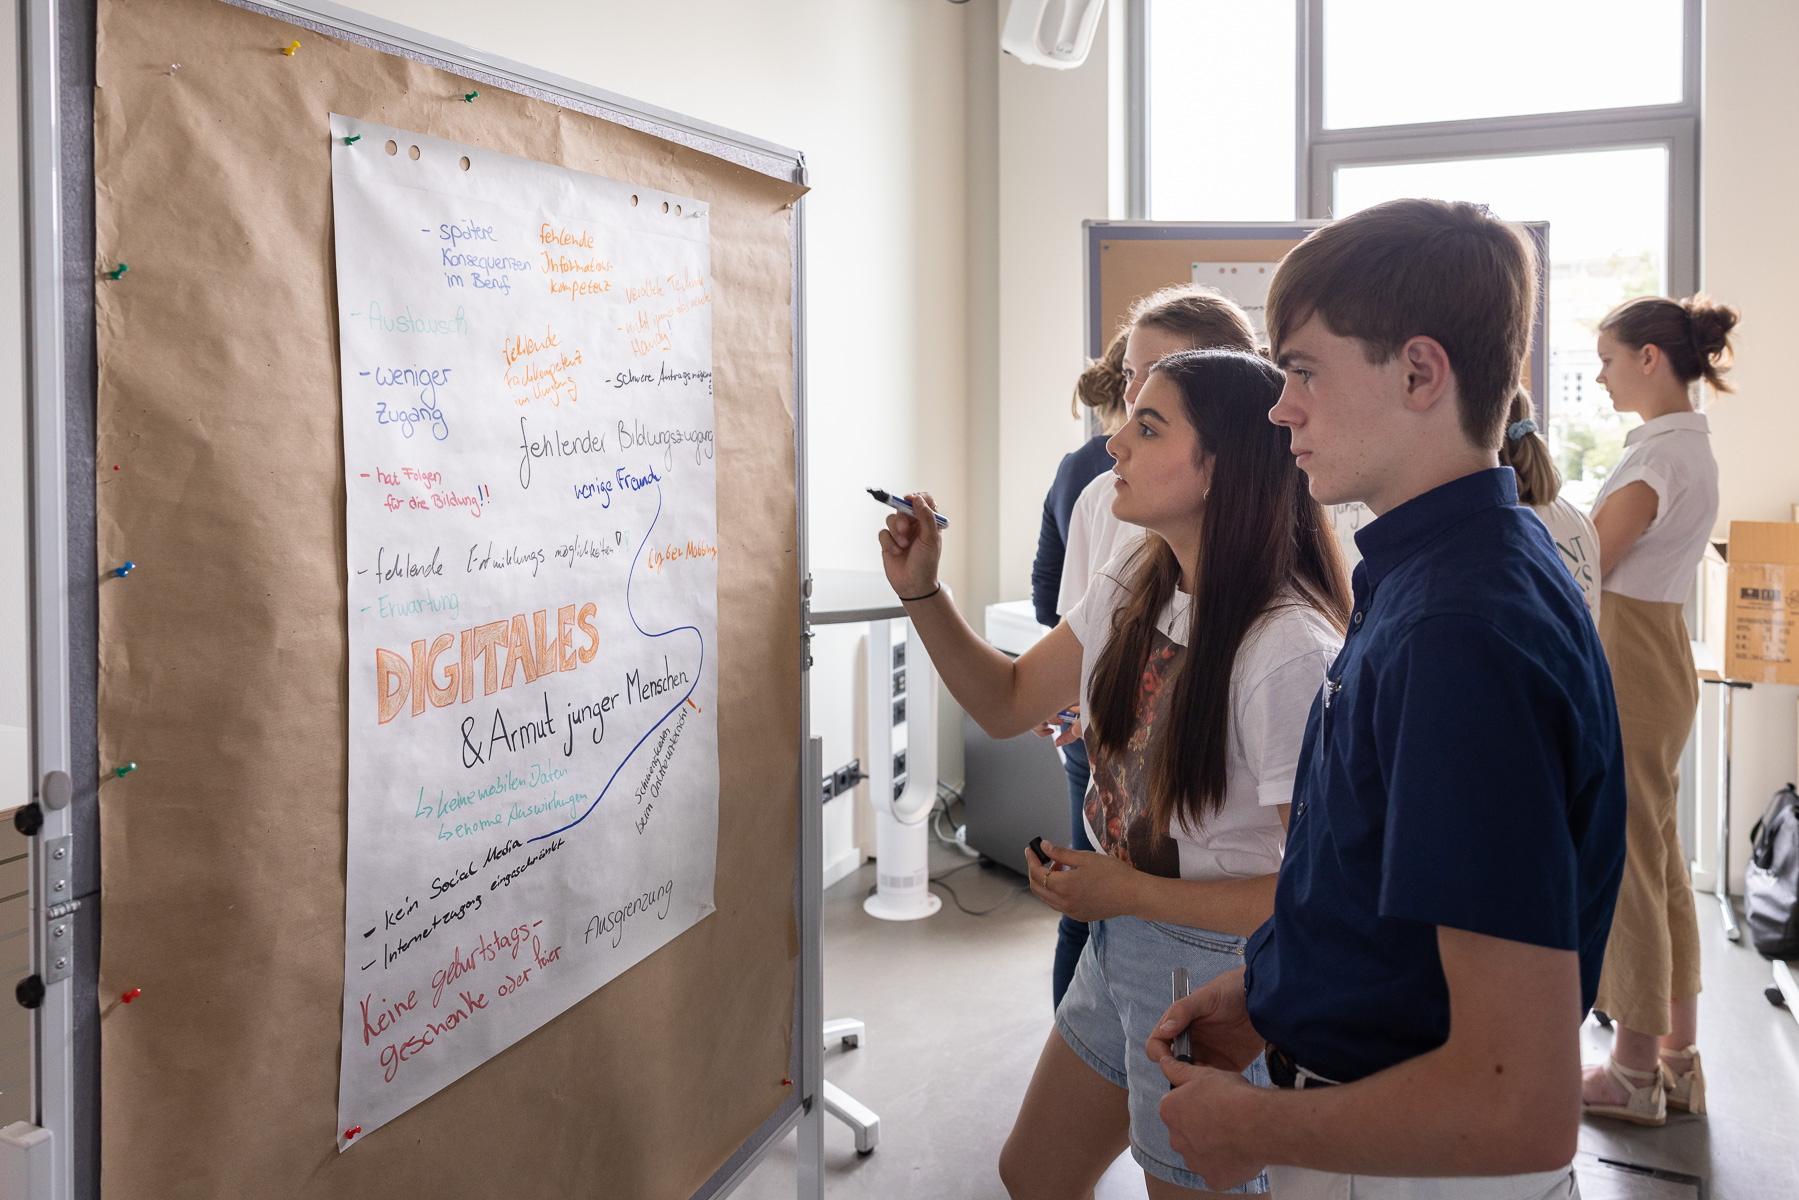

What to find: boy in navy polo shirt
left=1146, top=199, right=1625, bottom=1199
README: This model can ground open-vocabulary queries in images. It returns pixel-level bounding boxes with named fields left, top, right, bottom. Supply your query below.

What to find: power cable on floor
left=931, top=784, right=981, bottom=858
left=927, top=859, right=1029, bottom=917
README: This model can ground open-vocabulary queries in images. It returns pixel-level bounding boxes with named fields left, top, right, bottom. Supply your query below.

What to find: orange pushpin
left=282, top=40, right=300, bottom=56
left=120, top=988, right=142, bottom=1003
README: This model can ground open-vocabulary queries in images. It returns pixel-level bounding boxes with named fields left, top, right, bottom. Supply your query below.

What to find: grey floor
left=735, top=844, right=1799, bottom=1199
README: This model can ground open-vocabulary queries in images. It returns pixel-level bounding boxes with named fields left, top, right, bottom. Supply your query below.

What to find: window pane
left=1323, top=0, right=1684, bottom=129
left=1333, top=147, right=1668, bottom=509
left=1148, top=0, right=1295, bottom=220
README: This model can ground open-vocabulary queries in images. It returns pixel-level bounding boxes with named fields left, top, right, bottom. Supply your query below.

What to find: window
left=1145, top=0, right=1296, bottom=221
left=1136, top=0, right=1699, bottom=506
left=1321, top=0, right=1685, bottom=130
left=1333, top=146, right=1670, bottom=507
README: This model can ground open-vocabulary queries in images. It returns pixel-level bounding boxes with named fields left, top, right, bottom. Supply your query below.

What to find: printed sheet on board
left=331, top=117, right=720, bottom=1146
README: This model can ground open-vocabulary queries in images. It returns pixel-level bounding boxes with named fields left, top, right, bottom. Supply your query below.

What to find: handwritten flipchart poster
left=330, top=118, right=719, bottom=1148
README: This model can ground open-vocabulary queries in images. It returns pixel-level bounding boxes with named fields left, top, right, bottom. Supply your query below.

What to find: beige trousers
left=1592, top=591, right=1703, bottom=1036
left=1263, top=1164, right=1578, bottom=1199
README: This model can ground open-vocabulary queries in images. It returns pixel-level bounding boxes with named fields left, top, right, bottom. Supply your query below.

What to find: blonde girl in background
left=1495, top=392, right=1601, bottom=621
left=1581, top=294, right=1739, bottom=1126
left=1058, top=288, right=1258, bottom=610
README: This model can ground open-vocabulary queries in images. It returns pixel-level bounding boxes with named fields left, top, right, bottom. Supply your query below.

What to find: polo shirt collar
left=1624, top=410, right=1709, bottom=446
left=1352, top=468, right=1518, bottom=591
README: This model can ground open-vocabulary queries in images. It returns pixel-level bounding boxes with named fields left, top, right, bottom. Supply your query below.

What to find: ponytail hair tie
left=1506, top=417, right=1538, bottom=441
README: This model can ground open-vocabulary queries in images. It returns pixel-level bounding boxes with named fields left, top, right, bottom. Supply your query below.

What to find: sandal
left=1659, top=1045, right=1706, bottom=1115
left=1582, top=1058, right=1666, bottom=1126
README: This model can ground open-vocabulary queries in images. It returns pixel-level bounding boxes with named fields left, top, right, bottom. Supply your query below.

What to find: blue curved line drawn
left=526, top=479, right=704, bottom=843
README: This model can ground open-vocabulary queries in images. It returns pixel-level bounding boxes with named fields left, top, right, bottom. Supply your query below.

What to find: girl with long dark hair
left=879, top=350, right=1350, bottom=1197
left=1036, top=289, right=1261, bottom=1012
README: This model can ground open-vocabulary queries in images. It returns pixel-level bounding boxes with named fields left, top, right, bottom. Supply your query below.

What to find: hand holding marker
left=873, top=488, right=949, bottom=602
left=867, top=487, right=949, bottom=529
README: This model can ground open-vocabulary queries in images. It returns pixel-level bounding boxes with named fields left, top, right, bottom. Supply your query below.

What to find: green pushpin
left=107, top=263, right=128, bottom=281
left=463, top=90, right=478, bottom=102
left=114, top=762, right=137, bottom=778
left=343, top=134, right=361, bottom=145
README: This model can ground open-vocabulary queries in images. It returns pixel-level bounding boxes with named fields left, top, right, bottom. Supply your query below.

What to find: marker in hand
left=868, top=488, right=949, bottom=529
left=1170, top=968, right=1192, bottom=1082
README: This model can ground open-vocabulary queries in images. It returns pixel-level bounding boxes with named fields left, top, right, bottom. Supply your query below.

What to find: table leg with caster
left=823, top=1017, right=864, bottom=1051
left=822, top=1080, right=880, bottom=1154
left=821, top=1018, right=878, bottom=1152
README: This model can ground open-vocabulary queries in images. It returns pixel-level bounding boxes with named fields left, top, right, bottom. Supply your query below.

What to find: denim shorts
left=1055, top=914, right=1270, bottom=1193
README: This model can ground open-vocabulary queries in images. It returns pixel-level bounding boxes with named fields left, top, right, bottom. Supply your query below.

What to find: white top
left=1057, top=469, right=1146, bottom=618
left=1530, top=497, right=1601, bottom=623
left=1064, top=548, right=1341, bottom=882
left=1590, top=411, right=1719, bottom=603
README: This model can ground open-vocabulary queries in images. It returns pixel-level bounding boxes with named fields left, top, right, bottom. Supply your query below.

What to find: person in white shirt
left=1057, top=287, right=1259, bottom=620
left=877, top=349, right=1349, bottom=1196
left=1495, top=391, right=1601, bottom=621
left=1581, top=293, right=1737, bottom=1127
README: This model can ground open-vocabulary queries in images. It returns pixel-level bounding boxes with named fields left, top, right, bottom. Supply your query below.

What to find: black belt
left=1267, top=1044, right=1337, bottom=1090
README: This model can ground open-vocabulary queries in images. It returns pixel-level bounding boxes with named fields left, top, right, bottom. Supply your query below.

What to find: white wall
left=1703, top=0, right=1799, bottom=890
left=987, top=6, right=1116, bottom=613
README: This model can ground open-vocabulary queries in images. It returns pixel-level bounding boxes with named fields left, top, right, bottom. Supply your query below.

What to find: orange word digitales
left=376, top=601, right=602, bottom=724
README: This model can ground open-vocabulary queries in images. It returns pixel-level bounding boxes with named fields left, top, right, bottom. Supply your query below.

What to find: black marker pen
left=1172, top=967, right=1192, bottom=1065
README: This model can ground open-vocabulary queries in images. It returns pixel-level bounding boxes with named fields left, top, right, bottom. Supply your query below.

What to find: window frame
left=1128, top=0, right=1701, bottom=295
left=1295, top=0, right=1701, bottom=296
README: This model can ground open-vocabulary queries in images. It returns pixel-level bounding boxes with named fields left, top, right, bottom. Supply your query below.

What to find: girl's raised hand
left=877, top=491, right=943, bottom=600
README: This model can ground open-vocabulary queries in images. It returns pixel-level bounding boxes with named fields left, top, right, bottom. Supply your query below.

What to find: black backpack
left=1746, top=783, right=1799, bottom=960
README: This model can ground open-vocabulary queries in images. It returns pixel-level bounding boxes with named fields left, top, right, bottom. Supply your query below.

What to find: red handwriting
left=377, top=988, right=488, bottom=1083
left=497, top=936, right=564, bottom=998
left=428, top=922, right=539, bottom=1008
left=360, top=990, right=419, bottom=1046
left=376, top=467, right=442, bottom=490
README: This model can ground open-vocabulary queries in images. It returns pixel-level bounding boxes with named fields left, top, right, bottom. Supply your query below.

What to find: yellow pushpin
left=283, top=40, right=300, bottom=56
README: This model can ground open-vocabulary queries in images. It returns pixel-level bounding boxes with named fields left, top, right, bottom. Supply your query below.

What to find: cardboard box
left=1724, top=520, right=1799, bottom=685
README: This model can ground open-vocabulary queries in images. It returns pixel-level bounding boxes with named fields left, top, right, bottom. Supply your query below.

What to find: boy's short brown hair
left=1267, top=198, right=1536, bottom=449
